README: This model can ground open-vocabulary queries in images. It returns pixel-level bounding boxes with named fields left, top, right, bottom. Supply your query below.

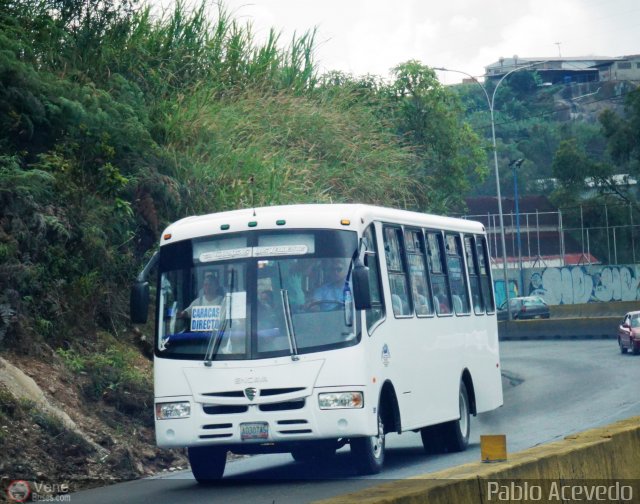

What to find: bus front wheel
left=351, top=409, right=385, bottom=474
left=188, top=445, right=227, bottom=483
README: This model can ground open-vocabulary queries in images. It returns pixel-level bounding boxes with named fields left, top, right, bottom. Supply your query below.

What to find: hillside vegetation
left=0, top=0, right=486, bottom=487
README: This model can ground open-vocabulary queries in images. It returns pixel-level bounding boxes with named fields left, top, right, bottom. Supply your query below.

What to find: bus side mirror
left=352, top=263, right=371, bottom=311
left=130, top=281, right=150, bottom=324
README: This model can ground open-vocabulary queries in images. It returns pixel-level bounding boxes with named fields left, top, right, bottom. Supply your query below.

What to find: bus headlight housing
left=156, top=401, right=191, bottom=420
left=318, top=392, right=364, bottom=410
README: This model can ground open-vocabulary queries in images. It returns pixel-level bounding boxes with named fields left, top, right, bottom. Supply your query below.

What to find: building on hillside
left=462, top=196, right=600, bottom=268
left=533, top=174, right=639, bottom=200
left=594, top=55, right=640, bottom=82
left=485, top=56, right=615, bottom=84
left=485, top=54, right=640, bottom=84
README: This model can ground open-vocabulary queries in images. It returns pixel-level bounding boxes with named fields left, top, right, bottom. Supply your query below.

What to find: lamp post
left=510, top=158, right=524, bottom=293
left=434, top=63, right=544, bottom=317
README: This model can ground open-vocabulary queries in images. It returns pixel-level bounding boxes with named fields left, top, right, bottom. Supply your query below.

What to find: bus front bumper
left=155, top=390, right=376, bottom=449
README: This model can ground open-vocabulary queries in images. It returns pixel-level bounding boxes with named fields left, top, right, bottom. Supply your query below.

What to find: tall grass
left=166, top=87, right=422, bottom=215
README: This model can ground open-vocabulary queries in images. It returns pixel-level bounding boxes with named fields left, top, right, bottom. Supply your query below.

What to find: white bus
left=131, top=204, right=503, bottom=481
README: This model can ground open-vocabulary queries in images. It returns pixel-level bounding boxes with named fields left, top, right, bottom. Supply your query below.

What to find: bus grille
left=260, top=387, right=305, bottom=396
left=259, top=399, right=305, bottom=412
left=199, top=433, right=233, bottom=440
left=275, top=419, right=311, bottom=435
left=203, top=405, right=248, bottom=415
left=202, top=387, right=306, bottom=399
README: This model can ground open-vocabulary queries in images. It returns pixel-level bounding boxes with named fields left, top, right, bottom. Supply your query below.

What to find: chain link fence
left=464, top=202, right=640, bottom=268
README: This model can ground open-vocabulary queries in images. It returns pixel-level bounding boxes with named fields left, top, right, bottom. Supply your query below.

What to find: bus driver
left=311, top=260, right=347, bottom=306
left=179, top=272, right=224, bottom=319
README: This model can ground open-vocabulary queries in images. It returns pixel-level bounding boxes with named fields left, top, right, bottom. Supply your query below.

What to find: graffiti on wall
left=524, top=265, right=640, bottom=305
left=494, top=279, right=519, bottom=309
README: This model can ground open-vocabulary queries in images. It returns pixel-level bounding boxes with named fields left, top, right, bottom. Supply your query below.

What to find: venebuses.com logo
left=5, top=480, right=71, bottom=502
left=6, top=480, right=31, bottom=503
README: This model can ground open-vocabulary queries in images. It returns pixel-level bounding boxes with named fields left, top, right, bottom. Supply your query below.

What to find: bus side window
left=464, top=235, right=484, bottom=315
left=383, top=226, right=411, bottom=317
left=445, top=234, right=470, bottom=315
left=426, top=231, right=451, bottom=315
left=364, top=225, right=385, bottom=331
left=476, top=236, right=495, bottom=313
left=405, top=228, right=433, bottom=317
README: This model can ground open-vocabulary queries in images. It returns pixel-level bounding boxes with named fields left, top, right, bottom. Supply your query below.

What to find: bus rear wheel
left=351, top=409, right=385, bottom=474
left=420, top=381, right=470, bottom=454
left=442, top=381, right=470, bottom=452
left=188, top=446, right=227, bottom=483
left=420, top=424, right=446, bottom=454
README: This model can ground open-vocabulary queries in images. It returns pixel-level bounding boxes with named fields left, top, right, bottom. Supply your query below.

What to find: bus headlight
left=318, top=392, right=364, bottom=410
left=156, top=402, right=191, bottom=420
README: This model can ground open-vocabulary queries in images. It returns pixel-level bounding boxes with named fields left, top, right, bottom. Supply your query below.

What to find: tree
left=383, top=61, right=486, bottom=211
left=600, top=87, right=640, bottom=170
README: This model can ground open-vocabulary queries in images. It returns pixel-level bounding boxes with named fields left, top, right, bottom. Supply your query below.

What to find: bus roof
left=160, top=204, right=485, bottom=244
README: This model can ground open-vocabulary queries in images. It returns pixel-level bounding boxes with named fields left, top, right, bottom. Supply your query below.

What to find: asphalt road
left=72, top=339, right=640, bottom=504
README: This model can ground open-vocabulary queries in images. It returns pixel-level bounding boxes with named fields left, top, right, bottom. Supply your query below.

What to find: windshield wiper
left=204, top=293, right=230, bottom=367
left=228, top=268, right=235, bottom=328
left=280, top=289, right=299, bottom=361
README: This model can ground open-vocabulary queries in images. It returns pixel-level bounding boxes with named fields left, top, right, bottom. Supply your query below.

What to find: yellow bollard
left=480, top=434, right=507, bottom=462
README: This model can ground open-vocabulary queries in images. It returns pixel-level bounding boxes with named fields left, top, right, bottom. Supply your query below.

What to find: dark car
left=497, top=296, right=550, bottom=321
left=618, top=311, right=640, bottom=355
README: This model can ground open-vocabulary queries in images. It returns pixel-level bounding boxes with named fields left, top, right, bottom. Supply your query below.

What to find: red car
left=618, top=311, right=640, bottom=355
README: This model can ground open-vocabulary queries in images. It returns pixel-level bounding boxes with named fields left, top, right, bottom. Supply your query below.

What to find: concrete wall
left=316, top=416, right=640, bottom=504
left=493, top=263, right=640, bottom=307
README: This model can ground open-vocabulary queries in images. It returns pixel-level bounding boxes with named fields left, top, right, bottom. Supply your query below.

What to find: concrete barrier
left=550, top=301, right=639, bottom=319
left=497, top=302, right=637, bottom=340
left=315, top=416, right=640, bottom=504
left=498, top=317, right=618, bottom=340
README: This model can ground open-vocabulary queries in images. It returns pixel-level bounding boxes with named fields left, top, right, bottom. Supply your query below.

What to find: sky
left=214, top=0, right=640, bottom=83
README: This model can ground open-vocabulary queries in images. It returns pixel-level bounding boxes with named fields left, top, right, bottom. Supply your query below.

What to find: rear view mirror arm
left=137, top=251, right=159, bottom=282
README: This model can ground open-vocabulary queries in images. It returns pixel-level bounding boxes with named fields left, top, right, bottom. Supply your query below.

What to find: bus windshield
left=156, top=229, right=360, bottom=360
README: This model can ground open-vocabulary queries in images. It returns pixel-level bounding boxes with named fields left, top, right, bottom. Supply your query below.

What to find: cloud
left=207, top=0, right=640, bottom=81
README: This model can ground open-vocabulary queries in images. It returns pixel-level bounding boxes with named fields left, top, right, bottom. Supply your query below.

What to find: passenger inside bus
left=433, top=284, right=451, bottom=315
left=412, top=283, right=431, bottom=315
left=257, top=289, right=281, bottom=333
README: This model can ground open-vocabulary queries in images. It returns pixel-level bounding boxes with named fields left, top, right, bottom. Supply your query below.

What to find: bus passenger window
left=363, top=225, right=385, bottom=330
left=426, top=232, right=451, bottom=316
left=464, top=235, right=484, bottom=315
left=384, top=226, right=411, bottom=317
left=445, top=234, right=470, bottom=315
left=405, top=229, right=433, bottom=317
left=476, top=237, right=495, bottom=313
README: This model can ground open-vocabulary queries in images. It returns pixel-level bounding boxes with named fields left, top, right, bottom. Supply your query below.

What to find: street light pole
left=510, top=158, right=524, bottom=293
left=434, top=62, right=545, bottom=317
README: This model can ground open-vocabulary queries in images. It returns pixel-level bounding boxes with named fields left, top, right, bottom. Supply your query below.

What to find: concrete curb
left=314, top=416, right=640, bottom=504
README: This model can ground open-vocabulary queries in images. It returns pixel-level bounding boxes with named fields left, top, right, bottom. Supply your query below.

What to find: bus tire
left=420, top=423, right=446, bottom=454
left=441, top=381, right=470, bottom=452
left=351, top=408, right=385, bottom=474
left=188, top=446, right=227, bottom=483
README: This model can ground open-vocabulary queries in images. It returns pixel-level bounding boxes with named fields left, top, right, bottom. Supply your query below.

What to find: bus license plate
left=240, top=422, right=269, bottom=441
